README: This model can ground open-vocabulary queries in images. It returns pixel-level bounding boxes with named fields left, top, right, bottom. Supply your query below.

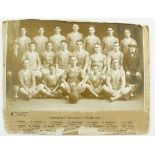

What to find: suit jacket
left=7, top=49, right=21, bottom=73
left=124, top=52, right=142, bottom=74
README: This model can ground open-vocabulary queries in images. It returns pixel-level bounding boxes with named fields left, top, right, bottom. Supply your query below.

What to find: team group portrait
left=5, top=20, right=144, bottom=104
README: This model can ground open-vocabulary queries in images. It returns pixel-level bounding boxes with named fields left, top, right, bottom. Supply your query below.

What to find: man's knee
left=19, top=87, right=25, bottom=93
left=35, top=71, right=42, bottom=79
left=19, top=87, right=28, bottom=96
left=121, top=87, right=131, bottom=96
left=136, top=74, right=142, bottom=81
left=60, top=83, right=68, bottom=89
left=36, top=84, right=44, bottom=91
left=126, top=74, right=131, bottom=81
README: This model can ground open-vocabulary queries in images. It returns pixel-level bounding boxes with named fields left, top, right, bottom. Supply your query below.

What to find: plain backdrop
left=0, top=0, right=155, bottom=155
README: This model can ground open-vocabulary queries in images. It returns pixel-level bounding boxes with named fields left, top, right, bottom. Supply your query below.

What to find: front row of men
left=7, top=40, right=142, bottom=103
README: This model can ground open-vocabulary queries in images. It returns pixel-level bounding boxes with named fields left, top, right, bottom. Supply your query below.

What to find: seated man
left=124, top=41, right=142, bottom=95
left=18, top=59, right=51, bottom=100
left=21, top=42, right=42, bottom=80
left=60, top=56, right=87, bottom=97
left=85, top=65, right=105, bottom=98
left=102, top=59, right=131, bottom=101
left=41, top=67, right=62, bottom=98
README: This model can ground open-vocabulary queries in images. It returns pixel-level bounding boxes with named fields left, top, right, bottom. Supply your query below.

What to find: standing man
left=16, top=27, right=31, bottom=56
left=49, top=26, right=66, bottom=52
left=33, top=27, right=48, bottom=54
left=120, top=29, right=137, bottom=54
left=56, top=40, right=72, bottom=76
left=67, top=24, right=83, bottom=52
left=102, top=28, right=119, bottom=55
left=124, top=41, right=142, bottom=95
left=107, top=42, right=124, bottom=70
left=89, top=43, right=107, bottom=76
left=7, top=41, right=21, bottom=98
left=73, top=40, right=89, bottom=73
left=21, top=43, right=42, bottom=79
left=83, top=25, right=101, bottom=54
left=102, top=59, right=131, bottom=101
left=40, top=42, right=56, bottom=76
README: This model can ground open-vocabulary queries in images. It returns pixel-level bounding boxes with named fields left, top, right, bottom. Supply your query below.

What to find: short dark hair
left=22, top=59, right=29, bottom=66
left=61, top=40, right=68, bottom=44
left=94, top=43, right=101, bottom=47
left=29, top=42, right=36, bottom=46
left=76, top=40, right=83, bottom=44
left=113, top=42, right=119, bottom=45
left=89, top=25, right=95, bottom=29
left=70, top=55, right=78, bottom=60
left=46, top=41, right=53, bottom=46
left=92, top=64, right=99, bottom=68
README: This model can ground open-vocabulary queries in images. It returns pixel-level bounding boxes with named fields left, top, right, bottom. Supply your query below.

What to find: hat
left=107, top=27, right=114, bottom=31
left=128, top=40, right=137, bottom=47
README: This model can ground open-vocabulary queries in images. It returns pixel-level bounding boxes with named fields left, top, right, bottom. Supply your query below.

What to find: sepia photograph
left=3, top=19, right=149, bottom=135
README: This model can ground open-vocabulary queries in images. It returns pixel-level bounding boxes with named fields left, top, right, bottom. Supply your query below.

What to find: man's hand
left=136, top=72, right=142, bottom=78
left=25, top=88, right=32, bottom=96
left=7, top=71, right=12, bottom=77
left=126, top=71, right=131, bottom=76
left=78, top=81, right=84, bottom=87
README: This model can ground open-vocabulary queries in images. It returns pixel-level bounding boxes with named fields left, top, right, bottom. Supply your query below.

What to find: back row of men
left=6, top=24, right=143, bottom=102
left=15, top=24, right=138, bottom=55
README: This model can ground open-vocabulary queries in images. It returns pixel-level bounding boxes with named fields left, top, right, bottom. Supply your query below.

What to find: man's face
left=129, top=46, right=136, bottom=53
left=39, top=28, right=44, bottom=35
left=125, top=30, right=131, bottom=38
left=55, top=27, right=61, bottom=34
left=89, top=27, right=95, bottom=35
left=93, top=66, right=99, bottom=74
left=61, top=42, right=67, bottom=50
left=23, top=60, right=30, bottom=69
left=113, top=61, right=119, bottom=69
left=72, top=24, right=79, bottom=32
left=113, top=43, right=119, bottom=51
left=94, top=44, right=101, bottom=53
left=20, top=28, right=26, bottom=36
left=29, top=44, right=35, bottom=51
left=70, top=57, right=77, bottom=66
left=13, top=44, right=19, bottom=50
left=107, top=30, right=113, bottom=36
left=76, top=41, right=83, bottom=50
left=47, top=43, right=53, bottom=51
